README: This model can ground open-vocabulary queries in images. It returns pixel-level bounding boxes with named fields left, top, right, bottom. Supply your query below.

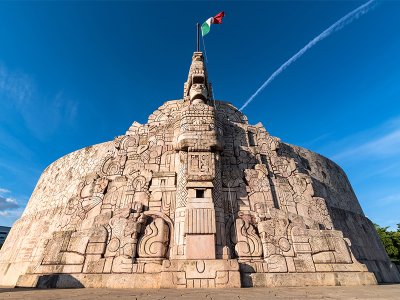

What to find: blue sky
left=0, top=1, right=399, bottom=229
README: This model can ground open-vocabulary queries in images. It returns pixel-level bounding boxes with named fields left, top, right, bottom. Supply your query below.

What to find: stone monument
left=0, top=52, right=399, bottom=288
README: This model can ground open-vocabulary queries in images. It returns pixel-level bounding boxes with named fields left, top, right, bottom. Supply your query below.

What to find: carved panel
left=105, top=204, right=146, bottom=260
left=138, top=218, right=169, bottom=259
left=234, top=218, right=262, bottom=258
left=187, top=152, right=215, bottom=181
left=185, top=208, right=216, bottom=234
left=176, top=151, right=188, bottom=208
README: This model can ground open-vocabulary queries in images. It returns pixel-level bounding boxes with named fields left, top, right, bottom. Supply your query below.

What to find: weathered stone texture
left=0, top=52, right=398, bottom=288
left=24, top=142, right=114, bottom=216
left=285, top=145, right=400, bottom=283
left=287, top=144, right=363, bottom=215
left=0, top=142, right=114, bottom=286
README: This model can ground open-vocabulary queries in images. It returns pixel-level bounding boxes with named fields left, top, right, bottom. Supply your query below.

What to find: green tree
left=374, top=223, right=400, bottom=262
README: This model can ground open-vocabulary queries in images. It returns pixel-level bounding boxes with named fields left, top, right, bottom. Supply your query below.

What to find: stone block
left=83, top=257, right=105, bottom=273
left=285, top=257, right=296, bottom=273
left=143, top=262, right=162, bottom=273
left=242, top=272, right=377, bottom=287
left=267, top=255, right=287, bottom=273
left=61, top=252, right=85, bottom=265
left=15, top=274, right=39, bottom=288
left=294, top=254, right=316, bottom=272
left=103, top=257, right=113, bottom=273
left=111, top=256, right=133, bottom=273
left=185, top=235, right=215, bottom=259
left=293, top=242, right=312, bottom=253
left=312, top=252, right=335, bottom=263
left=86, top=242, right=106, bottom=255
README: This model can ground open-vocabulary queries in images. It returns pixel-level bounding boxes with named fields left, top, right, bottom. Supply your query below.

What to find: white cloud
left=0, top=196, right=19, bottom=211
left=332, top=129, right=400, bottom=161
left=5, top=198, right=17, bottom=204
left=0, top=196, right=24, bottom=226
left=0, top=188, right=10, bottom=194
left=0, top=207, right=24, bottom=220
left=371, top=194, right=400, bottom=208
left=329, top=117, right=400, bottom=162
left=0, top=188, right=25, bottom=225
left=0, top=64, right=34, bottom=107
left=0, top=187, right=21, bottom=219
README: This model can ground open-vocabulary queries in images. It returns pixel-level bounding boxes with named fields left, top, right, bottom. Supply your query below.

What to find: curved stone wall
left=287, top=144, right=400, bottom=283
left=286, top=144, right=363, bottom=215
left=23, top=141, right=114, bottom=216
left=0, top=141, right=113, bottom=286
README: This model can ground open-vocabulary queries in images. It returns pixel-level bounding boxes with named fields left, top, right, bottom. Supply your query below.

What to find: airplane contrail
left=239, top=0, right=377, bottom=111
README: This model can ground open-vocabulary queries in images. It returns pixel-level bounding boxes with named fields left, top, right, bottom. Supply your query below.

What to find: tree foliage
left=374, top=223, right=400, bottom=262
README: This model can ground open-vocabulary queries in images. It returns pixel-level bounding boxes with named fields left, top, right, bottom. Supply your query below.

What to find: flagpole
left=196, top=23, right=200, bottom=52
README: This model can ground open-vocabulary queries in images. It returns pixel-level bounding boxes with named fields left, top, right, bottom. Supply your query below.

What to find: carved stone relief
left=138, top=218, right=169, bottom=259
left=1, top=51, right=383, bottom=289
left=234, top=218, right=262, bottom=259
left=105, top=203, right=146, bottom=260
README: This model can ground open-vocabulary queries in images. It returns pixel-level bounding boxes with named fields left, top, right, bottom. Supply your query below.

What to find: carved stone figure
left=105, top=203, right=146, bottom=261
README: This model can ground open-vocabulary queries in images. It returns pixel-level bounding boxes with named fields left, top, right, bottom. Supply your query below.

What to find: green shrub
left=374, top=223, right=400, bottom=262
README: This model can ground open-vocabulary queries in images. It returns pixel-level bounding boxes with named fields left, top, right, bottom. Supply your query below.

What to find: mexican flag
left=201, top=11, right=225, bottom=36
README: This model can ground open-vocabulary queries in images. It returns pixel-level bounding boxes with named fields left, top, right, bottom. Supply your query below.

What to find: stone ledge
left=16, top=271, right=377, bottom=289
left=241, top=271, right=377, bottom=287
left=16, top=273, right=162, bottom=289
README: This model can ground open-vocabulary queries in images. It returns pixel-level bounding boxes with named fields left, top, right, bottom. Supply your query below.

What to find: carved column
left=170, top=51, right=227, bottom=260
left=172, top=101, right=223, bottom=260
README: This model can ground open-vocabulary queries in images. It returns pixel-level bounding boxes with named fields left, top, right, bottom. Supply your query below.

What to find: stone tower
left=0, top=52, right=399, bottom=288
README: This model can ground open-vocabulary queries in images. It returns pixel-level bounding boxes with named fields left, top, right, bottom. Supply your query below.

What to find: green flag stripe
left=201, top=22, right=210, bottom=36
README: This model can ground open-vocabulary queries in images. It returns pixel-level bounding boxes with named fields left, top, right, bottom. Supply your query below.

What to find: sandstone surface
left=0, top=52, right=398, bottom=288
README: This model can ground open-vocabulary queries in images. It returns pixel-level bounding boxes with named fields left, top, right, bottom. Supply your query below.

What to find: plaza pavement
left=0, top=285, right=400, bottom=300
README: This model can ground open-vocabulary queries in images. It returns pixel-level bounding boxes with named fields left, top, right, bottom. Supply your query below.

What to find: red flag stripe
left=212, top=11, right=225, bottom=24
